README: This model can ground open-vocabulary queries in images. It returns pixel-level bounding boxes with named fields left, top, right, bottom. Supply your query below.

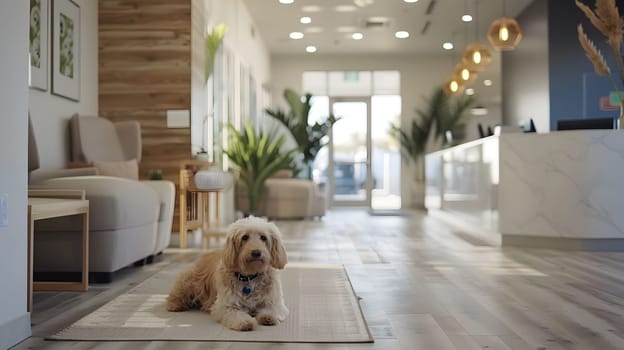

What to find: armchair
left=67, top=114, right=174, bottom=255
left=29, top=115, right=174, bottom=281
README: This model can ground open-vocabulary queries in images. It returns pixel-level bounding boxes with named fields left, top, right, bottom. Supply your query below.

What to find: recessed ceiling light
left=279, top=0, right=294, bottom=4
left=395, top=31, right=409, bottom=39
left=368, top=16, right=389, bottom=23
left=483, top=79, right=493, bottom=86
left=465, top=88, right=475, bottom=95
left=404, top=0, right=419, bottom=3
left=354, top=0, right=374, bottom=7
left=306, top=45, right=317, bottom=53
left=302, top=5, right=321, bottom=12
left=300, top=16, right=312, bottom=24
left=335, top=5, right=357, bottom=12
left=352, top=32, right=363, bottom=40
left=289, top=31, right=304, bottom=39
left=462, top=14, right=473, bottom=22
left=443, top=42, right=453, bottom=50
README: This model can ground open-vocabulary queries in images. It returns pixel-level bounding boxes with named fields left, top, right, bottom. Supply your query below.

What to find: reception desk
left=425, top=130, right=624, bottom=250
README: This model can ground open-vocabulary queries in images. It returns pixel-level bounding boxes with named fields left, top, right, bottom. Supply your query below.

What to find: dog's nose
left=251, top=250, right=262, bottom=259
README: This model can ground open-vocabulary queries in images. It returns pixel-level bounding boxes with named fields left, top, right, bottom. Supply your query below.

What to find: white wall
left=205, top=0, right=271, bottom=128
left=270, top=54, right=502, bottom=208
left=502, top=0, right=550, bottom=133
left=200, top=0, right=271, bottom=223
left=0, top=1, right=31, bottom=348
left=191, top=0, right=206, bottom=155
left=29, top=0, right=98, bottom=170
left=207, top=0, right=270, bottom=90
left=192, top=0, right=271, bottom=154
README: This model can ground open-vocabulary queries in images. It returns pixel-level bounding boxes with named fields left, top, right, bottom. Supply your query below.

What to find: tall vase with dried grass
left=576, top=0, right=624, bottom=128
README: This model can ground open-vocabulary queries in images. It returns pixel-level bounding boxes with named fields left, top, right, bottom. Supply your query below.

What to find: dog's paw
left=232, top=319, right=256, bottom=331
left=165, top=300, right=187, bottom=312
left=257, top=313, right=278, bottom=326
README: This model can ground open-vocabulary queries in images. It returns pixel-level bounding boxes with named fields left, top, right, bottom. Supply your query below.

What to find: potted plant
left=148, top=169, right=163, bottom=180
left=432, top=89, right=476, bottom=146
left=223, top=122, right=296, bottom=214
left=390, top=86, right=474, bottom=209
left=265, top=88, right=339, bottom=178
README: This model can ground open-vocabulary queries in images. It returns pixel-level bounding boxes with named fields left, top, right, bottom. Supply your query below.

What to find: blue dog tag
left=242, top=286, right=252, bottom=295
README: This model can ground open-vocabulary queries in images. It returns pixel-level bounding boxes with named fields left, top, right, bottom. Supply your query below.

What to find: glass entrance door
left=329, top=99, right=371, bottom=206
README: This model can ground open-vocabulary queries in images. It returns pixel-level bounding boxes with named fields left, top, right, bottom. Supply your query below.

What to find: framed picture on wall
left=29, top=0, right=48, bottom=91
left=51, top=0, right=80, bottom=101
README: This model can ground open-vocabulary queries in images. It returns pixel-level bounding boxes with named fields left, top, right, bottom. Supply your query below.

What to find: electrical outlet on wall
left=0, top=193, right=8, bottom=227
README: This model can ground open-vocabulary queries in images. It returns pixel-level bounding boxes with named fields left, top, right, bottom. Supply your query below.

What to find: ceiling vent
left=425, top=0, right=437, bottom=15
left=421, top=20, right=431, bottom=35
left=361, top=16, right=393, bottom=30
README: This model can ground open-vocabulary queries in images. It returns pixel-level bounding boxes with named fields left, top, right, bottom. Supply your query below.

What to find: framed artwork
left=29, top=0, right=48, bottom=91
left=51, top=0, right=80, bottom=101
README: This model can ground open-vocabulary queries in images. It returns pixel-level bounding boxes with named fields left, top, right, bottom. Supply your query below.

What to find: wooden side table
left=27, top=190, right=89, bottom=312
left=179, top=160, right=227, bottom=249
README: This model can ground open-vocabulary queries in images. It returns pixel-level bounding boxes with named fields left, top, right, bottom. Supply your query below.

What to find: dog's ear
left=222, top=233, right=239, bottom=270
left=269, top=223, right=287, bottom=269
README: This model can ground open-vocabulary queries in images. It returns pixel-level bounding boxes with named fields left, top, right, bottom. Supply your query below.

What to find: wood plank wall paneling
left=99, top=0, right=193, bottom=232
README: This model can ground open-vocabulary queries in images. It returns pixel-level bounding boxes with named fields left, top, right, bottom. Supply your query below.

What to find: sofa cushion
left=70, top=114, right=126, bottom=162
left=38, top=176, right=159, bottom=231
left=94, top=159, right=139, bottom=180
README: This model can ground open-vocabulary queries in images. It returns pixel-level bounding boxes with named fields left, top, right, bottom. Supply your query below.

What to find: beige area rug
left=49, top=263, right=373, bottom=343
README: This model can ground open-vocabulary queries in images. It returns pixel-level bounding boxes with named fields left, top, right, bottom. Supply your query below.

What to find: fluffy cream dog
left=166, top=216, right=288, bottom=331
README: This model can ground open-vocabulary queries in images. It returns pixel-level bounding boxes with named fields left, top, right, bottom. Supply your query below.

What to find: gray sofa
left=29, top=115, right=175, bottom=281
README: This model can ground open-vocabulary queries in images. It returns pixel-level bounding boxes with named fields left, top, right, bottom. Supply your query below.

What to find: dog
left=166, top=216, right=289, bottom=331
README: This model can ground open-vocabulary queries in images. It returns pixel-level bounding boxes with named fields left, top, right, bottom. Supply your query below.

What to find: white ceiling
left=242, top=0, right=535, bottom=56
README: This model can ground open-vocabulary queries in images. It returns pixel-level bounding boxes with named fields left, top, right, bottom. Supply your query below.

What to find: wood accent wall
left=98, top=0, right=194, bottom=231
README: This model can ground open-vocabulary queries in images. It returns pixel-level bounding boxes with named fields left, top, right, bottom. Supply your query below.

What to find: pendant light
left=454, top=1, right=478, bottom=86
left=453, top=63, right=477, bottom=85
left=462, top=0, right=492, bottom=71
left=444, top=75, right=465, bottom=96
left=487, top=0, right=522, bottom=50
left=444, top=31, right=465, bottom=96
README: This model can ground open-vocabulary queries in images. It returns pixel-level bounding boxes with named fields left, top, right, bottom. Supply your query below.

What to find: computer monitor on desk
left=557, top=117, right=615, bottom=130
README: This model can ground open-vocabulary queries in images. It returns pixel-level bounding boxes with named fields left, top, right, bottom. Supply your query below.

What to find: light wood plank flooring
left=13, top=209, right=624, bottom=349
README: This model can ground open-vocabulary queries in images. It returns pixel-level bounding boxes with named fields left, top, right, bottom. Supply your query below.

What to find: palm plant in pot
left=265, top=88, right=339, bottom=178
left=223, top=122, right=296, bottom=215
left=390, top=86, right=474, bottom=208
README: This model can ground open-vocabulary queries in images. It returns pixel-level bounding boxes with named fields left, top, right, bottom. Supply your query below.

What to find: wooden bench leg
left=179, top=191, right=187, bottom=248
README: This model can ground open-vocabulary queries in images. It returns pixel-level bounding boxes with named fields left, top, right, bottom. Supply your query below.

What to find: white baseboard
left=0, top=313, right=31, bottom=349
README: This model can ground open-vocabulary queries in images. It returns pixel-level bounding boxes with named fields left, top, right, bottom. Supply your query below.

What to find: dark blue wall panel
left=548, top=0, right=624, bottom=130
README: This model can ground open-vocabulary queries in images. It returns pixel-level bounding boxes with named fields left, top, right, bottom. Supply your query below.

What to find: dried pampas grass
left=576, top=0, right=624, bottom=89
left=578, top=24, right=611, bottom=77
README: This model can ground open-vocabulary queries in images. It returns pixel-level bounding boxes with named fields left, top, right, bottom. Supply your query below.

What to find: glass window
left=308, top=96, right=329, bottom=125
left=328, top=71, right=372, bottom=96
left=373, top=71, right=400, bottom=95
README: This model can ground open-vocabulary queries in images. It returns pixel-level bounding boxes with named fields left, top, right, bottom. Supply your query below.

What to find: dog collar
left=234, top=272, right=259, bottom=282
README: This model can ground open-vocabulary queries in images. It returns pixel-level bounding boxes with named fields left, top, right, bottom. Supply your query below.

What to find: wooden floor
left=13, top=209, right=624, bottom=349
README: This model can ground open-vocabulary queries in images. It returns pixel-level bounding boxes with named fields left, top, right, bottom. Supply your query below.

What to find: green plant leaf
left=205, top=23, right=228, bottom=82
left=223, top=122, right=297, bottom=212
left=388, top=86, right=474, bottom=164
left=265, top=88, right=340, bottom=167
